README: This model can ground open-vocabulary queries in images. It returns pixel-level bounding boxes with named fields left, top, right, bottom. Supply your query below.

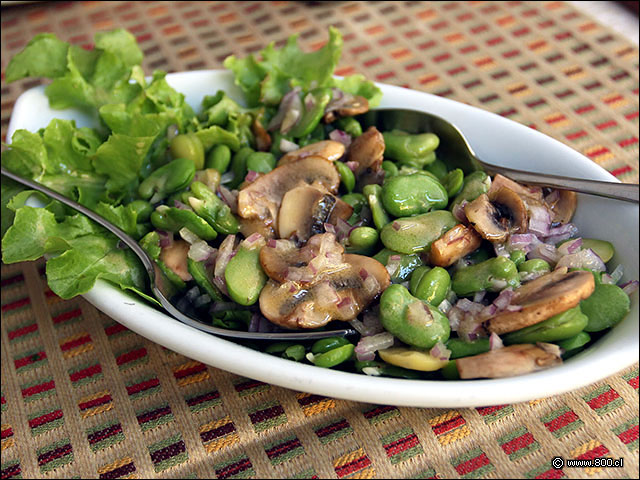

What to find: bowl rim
left=7, top=69, right=639, bottom=408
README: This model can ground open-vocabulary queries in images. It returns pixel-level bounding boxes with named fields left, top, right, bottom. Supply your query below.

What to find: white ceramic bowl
left=7, top=70, right=638, bottom=407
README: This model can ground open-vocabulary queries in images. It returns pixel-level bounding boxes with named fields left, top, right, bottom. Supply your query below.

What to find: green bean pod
left=335, top=161, right=356, bottom=193
left=138, top=158, right=196, bottom=200
left=150, top=206, right=218, bottom=241
left=311, top=344, right=355, bottom=368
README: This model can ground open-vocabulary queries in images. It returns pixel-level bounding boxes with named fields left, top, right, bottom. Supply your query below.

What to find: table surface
left=1, top=2, right=638, bottom=479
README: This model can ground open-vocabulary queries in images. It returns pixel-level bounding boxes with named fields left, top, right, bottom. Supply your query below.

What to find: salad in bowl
left=2, top=28, right=637, bottom=392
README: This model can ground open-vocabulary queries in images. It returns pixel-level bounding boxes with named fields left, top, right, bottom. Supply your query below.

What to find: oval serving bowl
left=7, top=70, right=639, bottom=408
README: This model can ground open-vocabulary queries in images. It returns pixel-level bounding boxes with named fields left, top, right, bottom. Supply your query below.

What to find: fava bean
left=312, top=344, right=355, bottom=368
left=424, top=158, right=448, bottom=180
left=380, top=210, right=457, bottom=254
left=335, top=161, right=356, bottom=193
left=224, top=244, right=267, bottom=306
left=450, top=170, right=491, bottom=210
left=510, top=250, right=527, bottom=267
left=381, top=173, right=448, bottom=217
left=441, top=168, right=464, bottom=197
left=354, top=360, right=423, bottom=379
left=452, top=256, right=520, bottom=295
left=373, top=248, right=423, bottom=281
left=139, top=231, right=185, bottom=290
left=409, top=266, right=450, bottom=306
left=187, top=257, right=224, bottom=302
left=336, top=116, right=363, bottom=138
left=170, top=133, right=205, bottom=170
left=348, top=226, right=379, bottom=254
left=381, top=160, right=399, bottom=178
left=555, top=331, right=591, bottom=352
left=518, top=259, right=550, bottom=274
left=445, top=338, right=490, bottom=359
left=440, top=360, right=460, bottom=380
left=138, top=158, right=195, bottom=200
left=283, top=344, right=306, bottom=362
left=228, top=146, right=254, bottom=189
left=312, top=336, right=352, bottom=355
left=382, top=131, right=439, bottom=167
left=206, top=144, right=232, bottom=173
left=380, top=284, right=450, bottom=349
left=128, top=200, right=153, bottom=223
left=246, top=151, right=276, bottom=174
left=265, top=341, right=296, bottom=354
left=150, top=206, right=218, bottom=241
left=581, top=283, right=630, bottom=332
left=188, top=181, right=239, bottom=235
left=409, top=266, right=431, bottom=296
left=503, top=305, right=588, bottom=344
left=363, top=184, right=391, bottom=230
left=378, top=346, right=448, bottom=371
left=581, top=238, right=615, bottom=263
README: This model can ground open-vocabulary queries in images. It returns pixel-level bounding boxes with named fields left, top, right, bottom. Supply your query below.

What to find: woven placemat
left=1, top=1, right=638, bottom=479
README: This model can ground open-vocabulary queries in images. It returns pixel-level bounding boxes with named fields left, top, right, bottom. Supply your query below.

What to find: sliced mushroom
left=546, top=190, right=577, bottom=224
left=323, top=95, right=369, bottom=123
left=258, top=234, right=390, bottom=329
left=346, top=126, right=385, bottom=179
left=429, top=224, right=483, bottom=267
left=278, top=185, right=354, bottom=242
left=488, top=174, right=544, bottom=204
left=278, top=140, right=346, bottom=166
left=465, top=188, right=527, bottom=243
left=456, top=343, right=562, bottom=379
left=160, top=239, right=192, bottom=281
left=252, top=114, right=272, bottom=152
left=486, top=268, right=595, bottom=335
left=237, top=156, right=340, bottom=237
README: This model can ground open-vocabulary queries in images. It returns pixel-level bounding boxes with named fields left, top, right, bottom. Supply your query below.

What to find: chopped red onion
left=556, top=248, right=606, bottom=272
left=345, top=161, right=359, bottom=172
left=455, top=298, right=484, bottom=314
left=557, top=237, right=582, bottom=256
left=447, top=306, right=463, bottom=331
left=385, top=255, right=401, bottom=277
left=452, top=200, right=469, bottom=223
left=504, top=304, right=523, bottom=312
left=494, top=242, right=510, bottom=257
left=473, top=290, right=486, bottom=303
left=267, top=239, right=277, bottom=248
left=279, top=138, right=299, bottom=153
left=489, top=332, right=503, bottom=351
left=543, top=223, right=579, bottom=244
left=157, top=230, right=173, bottom=248
left=620, top=280, right=639, bottom=296
left=355, top=332, right=394, bottom=362
left=359, top=268, right=369, bottom=281
left=337, top=297, right=352, bottom=308
left=528, top=204, right=552, bottom=236
left=304, top=92, right=316, bottom=110
left=268, top=87, right=302, bottom=132
left=248, top=313, right=261, bottom=332
left=188, top=240, right=216, bottom=262
left=213, top=234, right=237, bottom=295
left=609, top=264, right=624, bottom=284
left=334, top=218, right=353, bottom=242
left=349, top=318, right=367, bottom=335
left=324, top=88, right=355, bottom=114
left=179, top=227, right=201, bottom=245
left=245, top=170, right=260, bottom=183
left=329, top=129, right=352, bottom=148
left=392, top=221, right=401, bottom=231
left=362, top=311, right=384, bottom=335
left=323, top=223, right=337, bottom=235
left=508, top=233, right=539, bottom=254
left=220, top=171, right=235, bottom=185
left=243, top=233, right=265, bottom=249
left=217, top=186, right=238, bottom=214
left=407, top=300, right=434, bottom=327
left=437, top=299, right=453, bottom=314
left=544, top=189, right=560, bottom=204
left=479, top=304, right=497, bottom=320
left=174, top=200, right=192, bottom=211
left=528, top=242, right=560, bottom=264
left=429, top=341, right=451, bottom=361
left=493, top=288, right=514, bottom=310
left=193, top=293, right=211, bottom=309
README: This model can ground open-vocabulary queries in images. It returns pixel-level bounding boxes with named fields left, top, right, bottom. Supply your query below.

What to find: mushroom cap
left=547, top=189, right=577, bottom=224
left=347, top=126, right=385, bottom=177
left=160, top=239, right=192, bottom=281
left=486, top=268, right=595, bottom=334
left=429, top=223, right=483, bottom=267
left=237, top=155, right=340, bottom=235
left=278, top=140, right=346, bottom=166
left=465, top=188, right=527, bottom=243
left=278, top=185, right=353, bottom=242
left=258, top=234, right=390, bottom=329
left=456, top=343, right=562, bottom=379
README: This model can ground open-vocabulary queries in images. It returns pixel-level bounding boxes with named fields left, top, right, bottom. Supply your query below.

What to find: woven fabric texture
left=1, top=1, right=639, bottom=479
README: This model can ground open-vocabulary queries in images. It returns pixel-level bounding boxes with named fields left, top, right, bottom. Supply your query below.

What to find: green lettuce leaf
left=331, top=74, right=383, bottom=108
left=4, top=33, right=69, bottom=82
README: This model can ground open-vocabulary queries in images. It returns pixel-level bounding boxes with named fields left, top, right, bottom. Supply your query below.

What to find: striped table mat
left=1, top=1, right=638, bottom=479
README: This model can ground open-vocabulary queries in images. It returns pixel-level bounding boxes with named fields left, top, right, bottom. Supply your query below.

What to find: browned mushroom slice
left=237, top=156, right=340, bottom=236
left=278, top=185, right=354, bottom=242
left=346, top=126, right=385, bottom=178
left=429, top=224, right=483, bottom=267
left=260, top=233, right=346, bottom=284
left=546, top=190, right=577, bottom=224
left=488, top=187, right=528, bottom=233
left=486, top=268, right=595, bottom=335
left=252, top=114, right=272, bottom=152
left=259, top=252, right=389, bottom=329
left=323, top=95, right=370, bottom=123
left=278, top=140, right=346, bottom=166
left=488, top=174, right=544, bottom=204
left=456, top=343, right=562, bottom=379
left=239, top=217, right=276, bottom=240
left=465, top=192, right=521, bottom=243
left=160, top=239, right=192, bottom=281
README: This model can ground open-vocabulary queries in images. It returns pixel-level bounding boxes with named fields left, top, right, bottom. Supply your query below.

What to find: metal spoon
left=1, top=166, right=357, bottom=340
left=358, top=108, right=639, bottom=203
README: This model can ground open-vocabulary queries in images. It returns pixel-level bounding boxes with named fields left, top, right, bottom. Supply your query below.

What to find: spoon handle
left=483, top=165, right=639, bottom=203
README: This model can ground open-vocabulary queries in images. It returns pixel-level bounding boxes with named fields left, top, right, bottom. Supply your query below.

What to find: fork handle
left=485, top=165, right=639, bottom=203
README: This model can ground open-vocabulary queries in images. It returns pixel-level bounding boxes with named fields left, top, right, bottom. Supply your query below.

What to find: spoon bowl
left=358, top=108, right=638, bottom=203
